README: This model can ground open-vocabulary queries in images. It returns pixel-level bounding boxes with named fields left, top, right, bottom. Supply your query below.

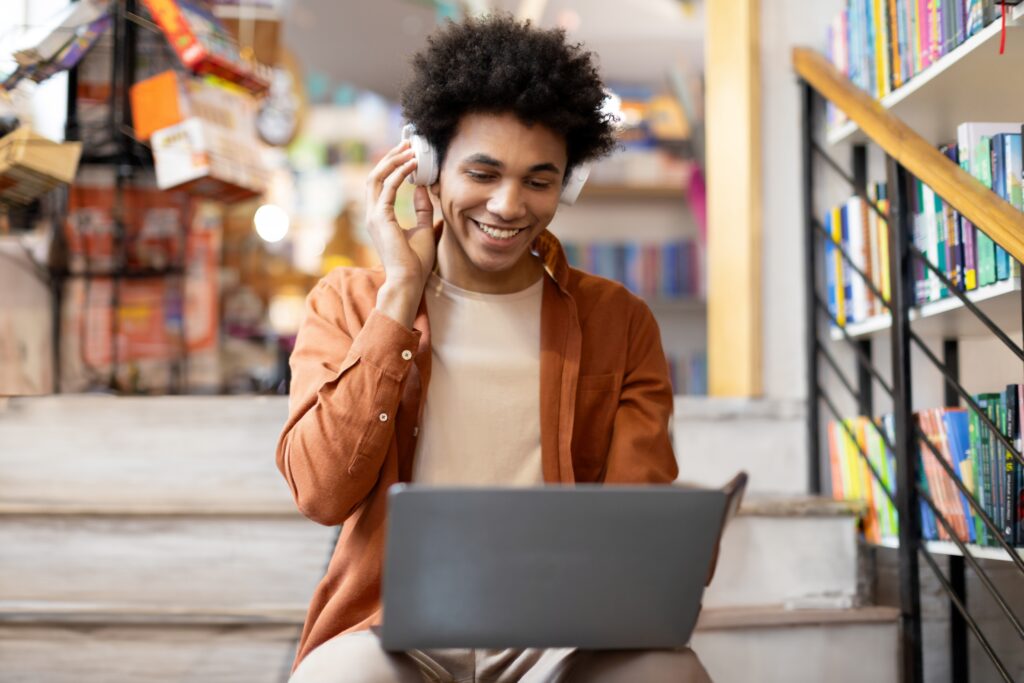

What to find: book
left=833, top=205, right=848, bottom=326
left=957, top=122, right=1022, bottom=288
left=1006, top=133, right=1024, bottom=210
left=1004, top=385, right=1020, bottom=544
left=1017, top=385, right=1024, bottom=545
left=563, top=239, right=704, bottom=301
left=991, top=134, right=1010, bottom=281
left=942, top=409, right=976, bottom=543
left=877, top=183, right=893, bottom=303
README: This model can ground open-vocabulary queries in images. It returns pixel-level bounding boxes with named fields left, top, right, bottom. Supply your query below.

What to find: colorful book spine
left=877, top=184, right=893, bottom=304
left=827, top=0, right=1002, bottom=108
left=942, top=409, right=976, bottom=543
left=1017, top=385, right=1024, bottom=546
left=563, top=239, right=704, bottom=301
left=1004, top=385, right=1020, bottom=544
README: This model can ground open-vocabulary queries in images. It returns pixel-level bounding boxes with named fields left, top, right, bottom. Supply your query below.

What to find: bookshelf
left=828, top=3, right=1024, bottom=147
left=798, top=7, right=1024, bottom=672
left=875, top=537, right=1024, bottom=563
left=829, top=277, right=1022, bottom=340
left=578, top=184, right=687, bottom=200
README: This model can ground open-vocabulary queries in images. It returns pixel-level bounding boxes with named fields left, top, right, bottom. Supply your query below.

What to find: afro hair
left=400, top=14, right=618, bottom=179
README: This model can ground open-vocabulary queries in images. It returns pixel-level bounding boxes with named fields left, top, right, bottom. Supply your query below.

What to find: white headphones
left=401, top=123, right=590, bottom=206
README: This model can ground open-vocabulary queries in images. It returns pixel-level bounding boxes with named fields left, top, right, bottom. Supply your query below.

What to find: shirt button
left=401, top=350, right=413, bottom=361
left=379, top=412, right=388, bottom=422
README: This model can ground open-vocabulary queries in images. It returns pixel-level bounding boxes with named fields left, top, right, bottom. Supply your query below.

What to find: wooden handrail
left=793, top=46, right=1024, bottom=266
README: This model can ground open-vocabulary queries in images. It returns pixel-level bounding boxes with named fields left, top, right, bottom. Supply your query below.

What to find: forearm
left=278, top=359, right=404, bottom=524
left=277, top=299, right=420, bottom=525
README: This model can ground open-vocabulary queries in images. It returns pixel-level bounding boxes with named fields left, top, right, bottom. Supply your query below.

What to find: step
left=691, top=605, right=901, bottom=683
left=0, top=621, right=301, bottom=683
left=0, top=603, right=899, bottom=683
left=0, top=512, right=335, bottom=608
left=703, top=497, right=861, bottom=608
left=0, top=601, right=306, bottom=627
left=673, top=396, right=808, bottom=495
left=2, top=504, right=859, bottom=615
left=0, top=395, right=292, bottom=511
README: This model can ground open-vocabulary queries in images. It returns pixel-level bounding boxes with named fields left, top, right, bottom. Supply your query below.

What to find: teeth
left=476, top=221, right=523, bottom=240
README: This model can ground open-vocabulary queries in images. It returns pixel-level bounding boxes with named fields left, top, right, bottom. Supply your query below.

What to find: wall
left=758, top=0, right=845, bottom=400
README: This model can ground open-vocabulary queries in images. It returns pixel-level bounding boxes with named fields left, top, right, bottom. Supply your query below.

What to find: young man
left=277, top=14, right=708, bottom=682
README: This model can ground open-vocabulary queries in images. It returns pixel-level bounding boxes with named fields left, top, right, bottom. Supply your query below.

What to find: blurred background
left=5, top=1, right=1024, bottom=682
left=0, top=0, right=709, bottom=399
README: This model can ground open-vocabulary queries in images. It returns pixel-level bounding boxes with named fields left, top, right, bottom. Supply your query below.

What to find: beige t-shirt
left=411, top=272, right=544, bottom=486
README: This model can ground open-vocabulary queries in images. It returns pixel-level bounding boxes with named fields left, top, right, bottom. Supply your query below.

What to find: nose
left=486, top=180, right=527, bottom=222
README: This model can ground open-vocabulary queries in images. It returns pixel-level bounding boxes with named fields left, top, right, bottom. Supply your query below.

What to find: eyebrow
left=462, top=153, right=561, bottom=175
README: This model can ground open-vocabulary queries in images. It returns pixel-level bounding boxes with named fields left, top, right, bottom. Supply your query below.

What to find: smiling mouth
left=472, top=219, right=526, bottom=241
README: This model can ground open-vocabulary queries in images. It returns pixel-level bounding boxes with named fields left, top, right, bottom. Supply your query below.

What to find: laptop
left=380, top=476, right=746, bottom=651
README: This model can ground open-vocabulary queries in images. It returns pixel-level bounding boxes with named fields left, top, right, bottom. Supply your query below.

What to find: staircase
left=0, top=396, right=328, bottom=683
left=676, top=397, right=900, bottom=682
left=0, top=394, right=900, bottom=682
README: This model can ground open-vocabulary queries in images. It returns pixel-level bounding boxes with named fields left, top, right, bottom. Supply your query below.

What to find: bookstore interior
left=0, top=0, right=708, bottom=398
left=6, top=0, right=1024, bottom=679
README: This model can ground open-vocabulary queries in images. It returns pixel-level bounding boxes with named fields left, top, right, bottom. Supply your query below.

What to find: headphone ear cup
left=402, top=124, right=439, bottom=186
left=559, top=163, right=591, bottom=206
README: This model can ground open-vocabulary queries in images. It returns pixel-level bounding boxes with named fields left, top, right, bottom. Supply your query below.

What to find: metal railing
left=799, top=80, right=1024, bottom=683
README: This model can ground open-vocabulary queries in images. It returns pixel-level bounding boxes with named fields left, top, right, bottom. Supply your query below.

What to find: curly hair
left=400, top=14, right=618, bottom=179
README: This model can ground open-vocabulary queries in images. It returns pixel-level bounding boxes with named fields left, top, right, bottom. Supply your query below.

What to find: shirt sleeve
left=601, top=301, right=679, bottom=484
left=275, top=276, right=421, bottom=525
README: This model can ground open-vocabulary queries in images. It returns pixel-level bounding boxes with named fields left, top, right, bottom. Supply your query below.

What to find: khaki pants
left=290, top=630, right=713, bottom=683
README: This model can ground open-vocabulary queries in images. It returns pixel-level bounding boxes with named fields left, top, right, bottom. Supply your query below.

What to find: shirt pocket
left=571, top=372, right=621, bottom=481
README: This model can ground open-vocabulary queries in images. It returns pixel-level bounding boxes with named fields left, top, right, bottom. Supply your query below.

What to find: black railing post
left=887, top=157, right=923, bottom=683
left=943, top=338, right=968, bottom=682
left=851, top=144, right=874, bottom=417
left=802, top=81, right=822, bottom=496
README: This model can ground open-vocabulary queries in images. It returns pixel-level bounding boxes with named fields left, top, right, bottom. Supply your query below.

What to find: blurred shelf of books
left=824, top=119, right=1024, bottom=341
left=828, top=391, right=1024, bottom=556
left=825, top=0, right=1024, bottom=146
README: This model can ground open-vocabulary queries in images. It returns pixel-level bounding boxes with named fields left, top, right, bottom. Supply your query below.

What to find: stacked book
left=823, top=183, right=891, bottom=326
left=827, top=384, right=1023, bottom=548
left=828, top=415, right=899, bottom=544
left=936, top=122, right=1024, bottom=297
left=824, top=120, right=1023, bottom=326
left=666, top=351, right=707, bottom=397
left=826, top=0, right=999, bottom=127
left=562, top=239, right=704, bottom=301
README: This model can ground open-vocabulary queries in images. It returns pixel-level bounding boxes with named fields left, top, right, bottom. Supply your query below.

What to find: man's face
left=431, top=112, right=568, bottom=292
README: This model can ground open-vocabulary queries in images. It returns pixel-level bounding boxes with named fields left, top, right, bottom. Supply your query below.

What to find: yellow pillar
left=705, top=0, right=762, bottom=397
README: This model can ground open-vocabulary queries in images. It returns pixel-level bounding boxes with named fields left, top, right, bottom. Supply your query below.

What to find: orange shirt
left=276, top=227, right=678, bottom=672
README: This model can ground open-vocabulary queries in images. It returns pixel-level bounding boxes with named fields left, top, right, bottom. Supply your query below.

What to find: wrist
left=375, top=281, right=423, bottom=329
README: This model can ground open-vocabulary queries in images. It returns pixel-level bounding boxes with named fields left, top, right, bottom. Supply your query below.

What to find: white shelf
left=645, top=297, right=706, bottom=313
left=875, top=536, right=1024, bottom=563
left=579, top=184, right=688, bottom=200
left=827, top=4, right=1024, bottom=147
left=828, top=277, right=1021, bottom=340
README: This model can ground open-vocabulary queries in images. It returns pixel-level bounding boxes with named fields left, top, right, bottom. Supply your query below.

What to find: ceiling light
left=254, top=204, right=290, bottom=243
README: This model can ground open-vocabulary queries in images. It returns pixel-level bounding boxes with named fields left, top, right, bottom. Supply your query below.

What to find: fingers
left=377, top=157, right=418, bottom=210
left=366, top=140, right=415, bottom=201
left=413, top=185, right=434, bottom=229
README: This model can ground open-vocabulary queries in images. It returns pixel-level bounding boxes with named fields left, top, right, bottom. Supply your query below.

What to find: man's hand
left=365, top=139, right=437, bottom=328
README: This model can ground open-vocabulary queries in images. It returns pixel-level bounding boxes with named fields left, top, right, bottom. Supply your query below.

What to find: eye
left=466, top=170, right=495, bottom=182
left=526, top=179, right=554, bottom=190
